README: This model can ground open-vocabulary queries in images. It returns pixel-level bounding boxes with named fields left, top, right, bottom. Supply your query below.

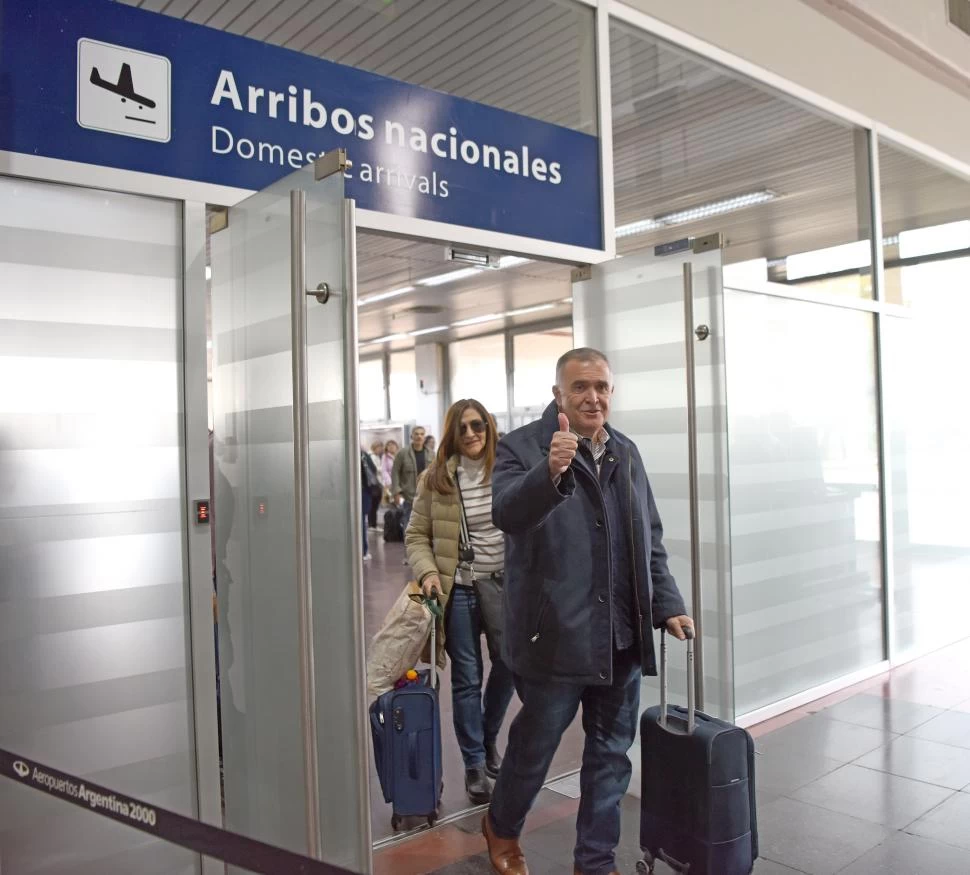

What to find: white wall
left=414, top=343, right=446, bottom=435
left=830, top=0, right=970, bottom=81
left=615, top=0, right=970, bottom=173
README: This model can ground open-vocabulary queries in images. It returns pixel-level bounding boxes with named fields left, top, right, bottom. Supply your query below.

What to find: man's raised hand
left=549, top=412, right=578, bottom=479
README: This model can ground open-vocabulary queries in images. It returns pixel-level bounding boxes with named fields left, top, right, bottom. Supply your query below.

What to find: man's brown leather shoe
left=481, top=814, right=528, bottom=874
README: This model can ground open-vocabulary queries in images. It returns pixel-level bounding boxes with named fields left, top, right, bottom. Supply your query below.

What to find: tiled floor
left=373, top=634, right=970, bottom=874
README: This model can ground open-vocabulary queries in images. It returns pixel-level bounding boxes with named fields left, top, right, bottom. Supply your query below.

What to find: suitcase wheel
left=426, top=813, right=437, bottom=828
left=635, top=861, right=654, bottom=875
left=391, top=814, right=402, bottom=832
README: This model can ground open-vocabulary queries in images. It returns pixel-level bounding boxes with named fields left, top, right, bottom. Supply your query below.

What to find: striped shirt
left=578, top=429, right=609, bottom=472
left=455, top=455, right=504, bottom=582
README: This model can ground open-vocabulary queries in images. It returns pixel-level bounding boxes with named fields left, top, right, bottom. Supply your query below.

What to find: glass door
left=574, top=238, right=735, bottom=723
left=209, top=154, right=370, bottom=873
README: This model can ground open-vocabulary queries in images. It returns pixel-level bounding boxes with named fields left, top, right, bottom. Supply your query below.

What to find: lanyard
left=454, top=471, right=471, bottom=553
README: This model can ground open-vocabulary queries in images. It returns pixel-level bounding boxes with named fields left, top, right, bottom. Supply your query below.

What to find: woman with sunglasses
left=405, top=399, right=516, bottom=805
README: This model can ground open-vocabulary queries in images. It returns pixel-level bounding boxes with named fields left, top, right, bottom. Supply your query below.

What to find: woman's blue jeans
left=444, top=584, right=515, bottom=769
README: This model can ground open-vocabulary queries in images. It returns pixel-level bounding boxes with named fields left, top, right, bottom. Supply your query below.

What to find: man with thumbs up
left=480, top=347, right=692, bottom=875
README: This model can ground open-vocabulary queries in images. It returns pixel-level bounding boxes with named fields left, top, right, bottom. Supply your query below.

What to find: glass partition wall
left=878, top=142, right=970, bottom=661
left=608, top=15, right=970, bottom=724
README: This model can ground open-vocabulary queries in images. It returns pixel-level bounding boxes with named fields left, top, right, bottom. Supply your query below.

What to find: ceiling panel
left=123, top=0, right=595, bottom=132
left=355, top=231, right=573, bottom=350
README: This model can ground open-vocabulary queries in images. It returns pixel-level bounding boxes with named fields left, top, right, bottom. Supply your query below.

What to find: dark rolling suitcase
left=638, top=629, right=758, bottom=875
left=369, top=598, right=443, bottom=831
left=383, top=505, right=405, bottom=542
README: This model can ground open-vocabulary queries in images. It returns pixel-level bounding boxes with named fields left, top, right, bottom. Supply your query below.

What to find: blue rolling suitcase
left=638, top=629, right=758, bottom=875
left=369, top=600, right=443, bottom=831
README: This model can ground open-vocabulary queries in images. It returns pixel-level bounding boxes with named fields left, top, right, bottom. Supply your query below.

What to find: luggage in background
left=369, top=596, right=443, bottom=831
left=638, top=629, right=758, bottom=875
left=383, top=505, right=405, bottom=542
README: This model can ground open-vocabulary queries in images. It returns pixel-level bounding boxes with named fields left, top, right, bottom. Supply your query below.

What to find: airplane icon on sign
left=77, top=39, right=171, bottom=141
left=90, top=62, right=156, bottom=114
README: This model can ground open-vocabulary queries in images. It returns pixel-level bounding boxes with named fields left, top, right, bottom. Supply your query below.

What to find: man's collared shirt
left=576, top=427, right=609, bottom=472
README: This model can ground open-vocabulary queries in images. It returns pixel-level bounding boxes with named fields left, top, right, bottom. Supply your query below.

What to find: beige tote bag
left=366, top=581, right=437, bottom=700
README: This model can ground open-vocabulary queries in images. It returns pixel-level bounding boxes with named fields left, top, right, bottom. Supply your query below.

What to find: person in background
left=424, top=435, right=436, bottom=455
left=481, top=348, right=693, bottom=875
left=360, top=449, right=381, bottom=562
left=406, top=400, right=515, bottom=805
left=391, top=426, right=431, bottom=531
left=381, top=439, right=398, bottom=502
left=367, top=440, right=385, bottom=529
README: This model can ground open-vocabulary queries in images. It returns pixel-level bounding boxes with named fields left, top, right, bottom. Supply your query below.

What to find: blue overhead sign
left=0, top=0, right=603, bottom=250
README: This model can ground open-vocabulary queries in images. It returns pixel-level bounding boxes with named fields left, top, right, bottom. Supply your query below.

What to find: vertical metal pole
left=659, top=629, right=668, bottom=729
left=594, top=0, right=616, bottom=258
left=682, top=261, right=705, bottom=711
left=343, top=198, right=374, bottom=872
left=382, top=347, right=391, bottom=422
left=290, top=189, right=322, bottom=859
left=867, top=130, right=896, bottom=664
left=504, top=330, right=515, bottom=432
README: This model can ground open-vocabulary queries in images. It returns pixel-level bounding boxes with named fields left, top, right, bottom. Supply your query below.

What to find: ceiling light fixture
left=782, top=235, right=906, bottom=281
left=505, top=303, right=556, bottom=317
left=358, top=293, right=572, bottom=346
left=785, top=240, right=871, bottom=280
left=898, top=220, right=970, bottom=259
left=498, top=256, right=532, bottom=269
left=614, top=217, right=664, bottom=238
left=408, top=325, right=449, bottom=337
left=450, top=313, right=503, bottom=328
left=362, top=332, right=409, bottom=346
left=615, top=190, right=777, bottom=239
left=358, top=285, right=415, bottom=307
left=417, top=267, right=483, bottom=286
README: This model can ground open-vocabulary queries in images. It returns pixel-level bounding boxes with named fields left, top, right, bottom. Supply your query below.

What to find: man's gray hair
left=555, top=347, right=612, bottom=386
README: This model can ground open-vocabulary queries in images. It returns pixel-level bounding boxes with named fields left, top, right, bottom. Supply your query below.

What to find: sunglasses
left=460, top=419, right=486, bottom=435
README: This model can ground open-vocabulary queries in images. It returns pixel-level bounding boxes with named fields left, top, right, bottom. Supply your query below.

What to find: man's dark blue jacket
left=492, top=401, right=686, bottom=686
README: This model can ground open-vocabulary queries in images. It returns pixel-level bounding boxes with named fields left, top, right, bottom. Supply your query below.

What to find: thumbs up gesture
left=549, top=412, right=579, bottom=479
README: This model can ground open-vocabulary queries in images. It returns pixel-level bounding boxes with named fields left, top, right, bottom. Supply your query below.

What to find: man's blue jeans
left=489, top=646, right=641, bottom=875
left=444, top=584, right=516, bottom=769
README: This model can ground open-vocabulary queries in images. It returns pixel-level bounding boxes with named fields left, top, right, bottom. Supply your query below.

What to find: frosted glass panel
left=723, top=290, right=883, bottom=715
left=574, top=248, right=734, bottom=723
left=886, top=309, right=970, bottom=657
left=210, top=164, right=367, bottom=873
left=877, top=140, right=970, bottom=658
left=0, top=177, right=195, bottom=874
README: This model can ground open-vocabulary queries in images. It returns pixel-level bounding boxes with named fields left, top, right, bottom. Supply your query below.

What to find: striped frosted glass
left=574, top=248, right=735, bottom=722
left=723, top=290, right=883, bottom=716
left=0, top=177, right=195, bottom=874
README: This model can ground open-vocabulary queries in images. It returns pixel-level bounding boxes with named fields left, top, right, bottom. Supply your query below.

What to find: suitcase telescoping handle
left=659, top=625, right=696, bottom=735
left=424, top=586, right=441, bottom=691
